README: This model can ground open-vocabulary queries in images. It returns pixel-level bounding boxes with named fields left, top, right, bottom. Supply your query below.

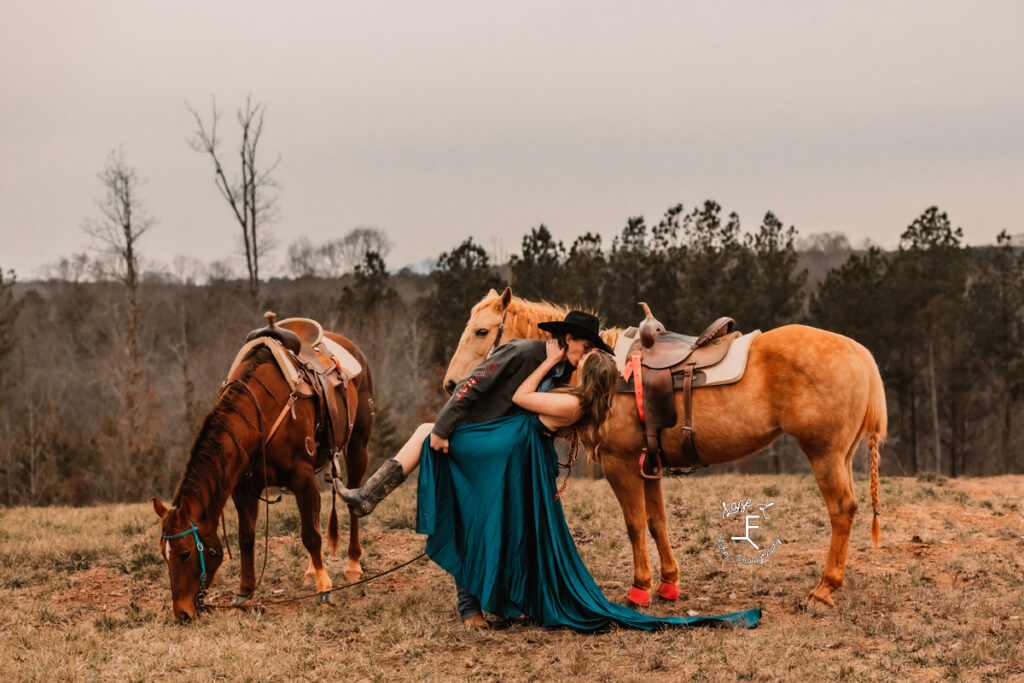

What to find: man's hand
left=430, top=432, right=450, bottom=454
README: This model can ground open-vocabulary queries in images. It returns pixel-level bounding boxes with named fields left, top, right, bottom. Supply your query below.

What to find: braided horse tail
left=860, top=344, right=887, bottom=551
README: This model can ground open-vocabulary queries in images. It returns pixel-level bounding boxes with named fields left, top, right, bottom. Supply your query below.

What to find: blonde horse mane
left=476, top=291, right=621, bottom=347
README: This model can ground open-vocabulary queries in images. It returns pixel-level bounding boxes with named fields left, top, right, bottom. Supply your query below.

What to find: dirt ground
left=1, top=473, right=1022, bottom=681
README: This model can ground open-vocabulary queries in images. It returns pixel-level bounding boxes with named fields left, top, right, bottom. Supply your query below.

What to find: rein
left=198, top=550, right=428, bottom=611
left=554, top=429, right=581, bottom=501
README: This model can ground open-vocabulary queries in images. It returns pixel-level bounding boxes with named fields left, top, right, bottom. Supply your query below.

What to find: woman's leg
left=393, top=423, right=434, bottom=475
left=335, top=423, right=433, bottom=516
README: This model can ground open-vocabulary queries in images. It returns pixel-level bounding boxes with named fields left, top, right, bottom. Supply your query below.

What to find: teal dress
left=416, top=412, right=761, bottom=632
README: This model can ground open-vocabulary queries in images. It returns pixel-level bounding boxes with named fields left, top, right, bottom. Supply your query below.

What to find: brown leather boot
left=334, top=459, right=405, bottom=517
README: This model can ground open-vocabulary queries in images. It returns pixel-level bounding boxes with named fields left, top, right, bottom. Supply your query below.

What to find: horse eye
left=179, top=551, right=192, bottom=562
left=209, top=548, right=218, bottom=557
left=475, top=328, right=488, bottom=337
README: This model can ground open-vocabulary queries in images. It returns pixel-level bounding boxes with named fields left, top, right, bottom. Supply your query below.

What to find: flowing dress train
left=416, top=412, right=761, bottom=632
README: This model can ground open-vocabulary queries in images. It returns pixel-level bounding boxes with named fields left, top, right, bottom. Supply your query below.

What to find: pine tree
left=558, top=232, right=606, bottom=314
left=741, top=212, right=807, bottom=330
left=602, top=217, right=653, bottom=327
left=966, top=231, right=1024, bottom=472
left=421, top=238, right=503, bottom=364
left=886, top=206, right=969, bottom=475
left=509, top=225, right=566, bottom=301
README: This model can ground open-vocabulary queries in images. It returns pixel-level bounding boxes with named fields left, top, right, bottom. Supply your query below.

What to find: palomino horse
left=152, top=336, right=374, bottom=621
left=444, top=288, right=885, bottom=608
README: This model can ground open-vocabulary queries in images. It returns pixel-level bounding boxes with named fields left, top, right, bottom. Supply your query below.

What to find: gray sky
left=2, top=1, right=1022, bottom=278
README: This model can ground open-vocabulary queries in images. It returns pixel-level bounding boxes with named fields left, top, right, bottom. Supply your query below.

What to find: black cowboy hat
left=538, top=310, right=613, bottom=354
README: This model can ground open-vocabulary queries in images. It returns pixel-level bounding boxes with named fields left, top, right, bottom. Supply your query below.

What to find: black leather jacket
left=432, top=339, right=571, bottom=439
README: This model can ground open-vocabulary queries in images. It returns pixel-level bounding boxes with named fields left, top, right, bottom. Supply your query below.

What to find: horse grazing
left=444, top=288, right=885, bottom=608
left=152, top=333, right=373, bottom=622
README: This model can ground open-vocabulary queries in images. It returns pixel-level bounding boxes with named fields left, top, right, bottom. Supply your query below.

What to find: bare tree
left=325, top=227, right=393, bottom=275
left=187, top=95, right=280, bottom=306
left=82, top=148, right=156, bottom=495
left=83, top=149, right=153, bottom=369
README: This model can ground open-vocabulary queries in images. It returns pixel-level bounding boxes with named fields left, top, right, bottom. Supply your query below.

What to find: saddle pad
left=321, top=337, right=362, bottom=379
left=613, top=327, right=640, bottom=372
left=698, top=330, right=760, bottom=388
left=225, top=337, right=301, bottom=391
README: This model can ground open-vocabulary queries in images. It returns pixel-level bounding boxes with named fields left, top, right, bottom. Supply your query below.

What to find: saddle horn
left=246, top=311, right=302, bottom=354
left=637, top=302, right=666, bottom=349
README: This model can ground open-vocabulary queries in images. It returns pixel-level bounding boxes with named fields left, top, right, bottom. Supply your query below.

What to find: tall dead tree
left=187, top=95, right=280, bottom=307
left=83, top=149, right=154, bottom=494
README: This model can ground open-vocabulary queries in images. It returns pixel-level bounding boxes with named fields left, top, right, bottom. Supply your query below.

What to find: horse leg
left=290, top=466, right=333, bottom=597
left=643, top=478, right=680, bottom=600
left=602, top=454, right=654, bottom=606
left=806, top=446, right=858, bottom=607
left=343, top=431, right=369, bottom=583
left=231, top=487, right=260, bottom=600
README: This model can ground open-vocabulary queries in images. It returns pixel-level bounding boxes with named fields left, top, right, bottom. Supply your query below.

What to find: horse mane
left=172, top=346, right=276, bottom=515
left=486, top=293, right=622, bottom=347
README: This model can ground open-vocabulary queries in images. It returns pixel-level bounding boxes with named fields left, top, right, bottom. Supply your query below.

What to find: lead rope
left=199, top=550, right=428, bottom=610
left=554, top=429, right=580, bottom=501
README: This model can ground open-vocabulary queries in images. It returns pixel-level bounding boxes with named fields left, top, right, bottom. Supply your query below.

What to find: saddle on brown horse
left=228, top=312, right=363, bottom=474
left=616, top=303, right=738, bottom=479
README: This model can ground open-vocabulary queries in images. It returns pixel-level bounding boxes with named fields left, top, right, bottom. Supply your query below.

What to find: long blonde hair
left=552, top=351, right=617, bottom=448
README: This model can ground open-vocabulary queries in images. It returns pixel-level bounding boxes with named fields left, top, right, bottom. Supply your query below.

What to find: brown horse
left=444, top=288, right=885, bottom=607
left=152, top=335, right=374, bottom=621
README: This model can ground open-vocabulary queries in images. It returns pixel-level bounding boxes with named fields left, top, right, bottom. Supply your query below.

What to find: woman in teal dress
left=340, top=342, right=760, bottom=632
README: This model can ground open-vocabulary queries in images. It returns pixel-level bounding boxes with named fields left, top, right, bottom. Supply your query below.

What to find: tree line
left=0, top=95, right=1021, bottom=505
left=2, top=200, right=1021, bottom=506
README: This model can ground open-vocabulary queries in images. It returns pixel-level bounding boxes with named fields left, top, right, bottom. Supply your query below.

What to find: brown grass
left=1, top=474, right=1023, bottom=681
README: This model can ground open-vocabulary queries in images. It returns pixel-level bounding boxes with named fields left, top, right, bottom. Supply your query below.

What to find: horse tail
left=328, top=488, right=340, bottom=555
left=861, top=345, right=887, bottom=551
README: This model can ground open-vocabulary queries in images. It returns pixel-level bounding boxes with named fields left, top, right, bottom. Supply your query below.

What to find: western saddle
left=616, top=303, right=738, bottom=479
left=227, top=312, right=363, bottom=472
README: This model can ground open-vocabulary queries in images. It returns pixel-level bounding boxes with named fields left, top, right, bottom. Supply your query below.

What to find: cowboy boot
left=334, top=458, right=405, bottom=517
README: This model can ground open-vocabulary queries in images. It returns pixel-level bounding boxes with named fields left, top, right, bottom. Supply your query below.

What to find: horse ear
left=486, top=288, right=498, bottom=298
left=152, top=497, right=169, bottom=518
left=499, top=287, right=513, bottom=309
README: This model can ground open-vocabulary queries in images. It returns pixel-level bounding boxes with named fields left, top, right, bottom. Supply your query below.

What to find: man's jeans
left=456, top=580, right=482, bottom=619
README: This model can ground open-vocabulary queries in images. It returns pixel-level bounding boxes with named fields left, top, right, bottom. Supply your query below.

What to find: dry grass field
left=1, top=473, right=1022, bottom=681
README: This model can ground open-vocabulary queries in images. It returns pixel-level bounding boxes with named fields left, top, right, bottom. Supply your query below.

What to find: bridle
left=163, top=378, right=270, bottom=614
left=162, top=519, right=212, bottom=612
left=486, top=307, right=510, bottom=359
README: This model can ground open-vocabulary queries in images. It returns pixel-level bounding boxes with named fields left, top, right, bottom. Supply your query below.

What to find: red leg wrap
left=627, top=586, right=651, bottom=607
left=657, top=581, right=679, bottom=601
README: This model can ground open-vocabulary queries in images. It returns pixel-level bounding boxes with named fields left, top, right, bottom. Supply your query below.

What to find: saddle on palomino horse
left=615, top=303, right=759, bottom=479
left=226, top=312, right=363, bottom=476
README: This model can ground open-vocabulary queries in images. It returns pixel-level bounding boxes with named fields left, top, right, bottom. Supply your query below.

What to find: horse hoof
left=344, top=569, right=363, bottom=584
left=317, top=591, right=333, bottom=605
left=805, top=593, right=834, bottom=611
left=656, top=582, right=679, bottom=601
left=626, top=586, right=651, bottom=607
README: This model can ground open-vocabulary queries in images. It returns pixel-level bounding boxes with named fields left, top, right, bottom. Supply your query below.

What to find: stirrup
left=638, top=448, right=663, bottom=480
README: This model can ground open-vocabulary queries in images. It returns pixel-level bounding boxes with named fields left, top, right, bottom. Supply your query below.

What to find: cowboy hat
left=538, top=310, right=613, bottom=354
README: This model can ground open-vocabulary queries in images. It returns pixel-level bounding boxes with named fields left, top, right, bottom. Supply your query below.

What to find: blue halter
left=162, top=521, right=208, bottom=593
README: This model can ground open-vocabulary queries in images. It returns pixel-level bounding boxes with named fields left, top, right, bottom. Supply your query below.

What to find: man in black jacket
left=338, top=310, right=612, bottom=627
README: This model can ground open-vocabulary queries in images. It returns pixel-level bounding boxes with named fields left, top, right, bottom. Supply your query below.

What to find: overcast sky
left=2, top=1, right=1022, bottom=278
